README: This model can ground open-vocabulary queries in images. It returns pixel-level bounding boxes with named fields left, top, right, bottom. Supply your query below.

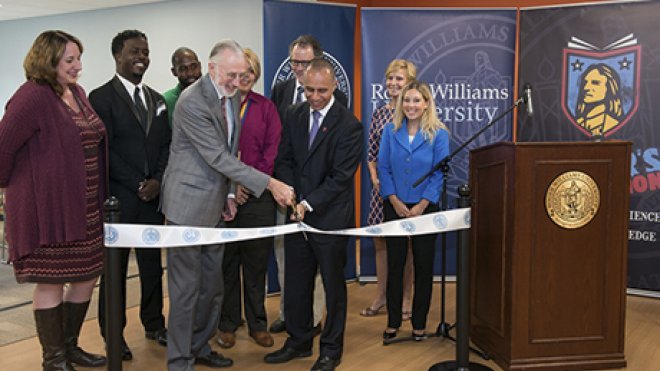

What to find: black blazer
left=271, top=78, right=349, bottom=121
left=275, top=100, right=363, bottom=231
left=89, top=76, right=171, bottom=222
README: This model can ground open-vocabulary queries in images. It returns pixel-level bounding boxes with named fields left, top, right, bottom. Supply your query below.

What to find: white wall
left=0, top=0, right=264, bottom=115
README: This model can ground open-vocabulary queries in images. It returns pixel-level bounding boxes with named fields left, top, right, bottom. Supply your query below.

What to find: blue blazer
left=377, top=119, right=449, bottom=204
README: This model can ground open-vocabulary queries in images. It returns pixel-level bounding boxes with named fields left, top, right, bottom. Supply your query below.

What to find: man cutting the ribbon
left=265, top=59, right=363, bottom=371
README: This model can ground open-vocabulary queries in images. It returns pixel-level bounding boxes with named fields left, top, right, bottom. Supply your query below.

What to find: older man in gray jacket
left=161, top=39, right=293, bottom=370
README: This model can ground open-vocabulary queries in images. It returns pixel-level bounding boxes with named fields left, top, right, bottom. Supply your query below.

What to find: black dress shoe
left=269, top=319, right=286, bottom=333
left=145, top=327, right=168, bottom=346
left=311, top=355, right=341, bottom=371
left=121, top=340, right=133, bottom=361
left=264, top=346, right=312, bottom=364
left=195, top=351, right=233, bottom=368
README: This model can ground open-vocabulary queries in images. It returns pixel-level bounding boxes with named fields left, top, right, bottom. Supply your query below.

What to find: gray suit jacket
left=161, top=74, right=269, bottom=227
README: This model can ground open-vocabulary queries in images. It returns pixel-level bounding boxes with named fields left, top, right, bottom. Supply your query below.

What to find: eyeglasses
left=240, top=70, right=254, bottom=81
left=289, top=59, right=313, bottom=67
left=211, top=61, right=250, bottom=81
left=224, top=71, right=251, bottom=81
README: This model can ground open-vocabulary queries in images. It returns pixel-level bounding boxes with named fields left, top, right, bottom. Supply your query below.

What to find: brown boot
left=63, top=301, right=106, bottom=367
left=34, top=303, right=76, bottom=371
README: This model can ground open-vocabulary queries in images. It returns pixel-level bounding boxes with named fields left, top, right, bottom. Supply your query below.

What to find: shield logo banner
left=561, top=36, right=641, bottom=138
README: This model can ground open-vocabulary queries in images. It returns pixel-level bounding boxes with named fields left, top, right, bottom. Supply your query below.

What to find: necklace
left=68, top=88, right=103, bottom=140
left=61, top=89, right=81, bottom=113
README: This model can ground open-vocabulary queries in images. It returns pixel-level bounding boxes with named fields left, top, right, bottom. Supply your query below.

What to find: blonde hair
left=393, top=80, right=448, bottom=141
left=243, top=48, right=261, bottom=82
left=384, top=59, right=417, bottom=82
left=24, top=30, right=83, bottom=96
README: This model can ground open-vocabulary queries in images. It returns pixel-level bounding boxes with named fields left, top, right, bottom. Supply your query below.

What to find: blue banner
left=518, top=1, right=660, bottom=292
left=263, top=0, right=356, bottom=289
left=360, top=9, right=517, bottom=278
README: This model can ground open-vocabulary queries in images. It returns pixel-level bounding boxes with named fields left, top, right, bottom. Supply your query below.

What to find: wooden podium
left=469, top=141, right=631, bottom=370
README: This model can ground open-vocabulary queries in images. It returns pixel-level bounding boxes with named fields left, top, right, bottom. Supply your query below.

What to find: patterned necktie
left=133, top=86, right=148, bottom=128
left=309, top=110, right=321, bottom=149
left=296, top=85, right=305, bottom=104
left=220, top=96, right=229, bottom=140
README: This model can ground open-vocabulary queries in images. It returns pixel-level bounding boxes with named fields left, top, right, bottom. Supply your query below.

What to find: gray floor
left=0, top=248, right=166, bottom=346
left=0, top=261, right=36, bottom=346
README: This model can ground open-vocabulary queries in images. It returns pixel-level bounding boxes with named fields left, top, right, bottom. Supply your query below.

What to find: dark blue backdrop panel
left=360, top=8, right=516, bottom=279
left=263, top=0, right=356, bottom=292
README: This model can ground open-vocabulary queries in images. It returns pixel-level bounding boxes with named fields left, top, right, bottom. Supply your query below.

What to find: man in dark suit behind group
left=271, top=34, right=348, bottom=121
left=265, top=59, right=363, bottom=371
left=268, top=34, right=348, bottom=336
left=89, top=29, right=170, bottom=360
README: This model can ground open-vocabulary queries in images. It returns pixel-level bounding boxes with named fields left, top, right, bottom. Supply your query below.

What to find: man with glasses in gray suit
left=161, top=39, right=294, bottom=370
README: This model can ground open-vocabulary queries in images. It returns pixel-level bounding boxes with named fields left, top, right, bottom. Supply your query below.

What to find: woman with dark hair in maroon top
left=0, top=30, right=107, bottom=370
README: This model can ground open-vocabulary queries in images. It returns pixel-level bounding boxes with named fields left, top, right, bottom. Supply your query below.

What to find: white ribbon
left=104, top=208, right=471, bottom=248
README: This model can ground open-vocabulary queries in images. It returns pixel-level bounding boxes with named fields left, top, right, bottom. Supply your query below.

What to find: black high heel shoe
left=412, top=331, right=427, bottom=341
left=382, top=329, right=398, bottom=342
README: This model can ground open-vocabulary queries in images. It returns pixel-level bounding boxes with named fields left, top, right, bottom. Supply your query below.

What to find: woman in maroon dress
left=361, top=60, right=417, bottom=319
left=0, top=30, right=107, bottom=370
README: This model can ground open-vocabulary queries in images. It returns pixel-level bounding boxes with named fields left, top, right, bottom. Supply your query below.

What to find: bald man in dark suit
left=268, top=34, right=348, bottom=336
left=265, top=59, right=362, bottom=371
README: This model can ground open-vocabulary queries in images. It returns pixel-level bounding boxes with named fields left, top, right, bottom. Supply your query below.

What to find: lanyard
left=240, top=99, right=251, bottom=126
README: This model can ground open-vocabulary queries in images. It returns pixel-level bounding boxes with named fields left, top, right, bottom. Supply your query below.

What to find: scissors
left=290, top=196, right=309, bottom=241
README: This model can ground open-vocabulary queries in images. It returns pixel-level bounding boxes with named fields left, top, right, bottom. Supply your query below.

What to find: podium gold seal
left=545, top=171, right=600, bottom=229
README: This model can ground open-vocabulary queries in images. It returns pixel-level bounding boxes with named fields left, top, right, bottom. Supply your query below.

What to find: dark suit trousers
left=219, top=191, right=276, bottom=332
left=98, top=198, right=165, bottom=337
left=283, top=231, right=347, bottom=360
left=384, top=200, right=439, bottom=331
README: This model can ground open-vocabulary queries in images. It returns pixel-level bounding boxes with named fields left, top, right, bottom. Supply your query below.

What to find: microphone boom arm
left=413, top=95, right=525, bottom=188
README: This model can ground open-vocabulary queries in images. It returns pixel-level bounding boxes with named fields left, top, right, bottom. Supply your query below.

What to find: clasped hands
left=222, top=184, right=256, bottom=222
left=227, top=178, right=304, bottom=222
left=138, top=179, right=160, bottom=202
left=389, top=195, right=429, bottom=218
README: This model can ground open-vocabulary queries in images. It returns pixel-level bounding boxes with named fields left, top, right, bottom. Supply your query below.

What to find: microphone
left=523, top=83, right=534, bottom=117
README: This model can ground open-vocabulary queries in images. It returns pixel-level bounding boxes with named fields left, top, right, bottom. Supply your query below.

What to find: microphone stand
left=415, top=95, right=525, bottom=189
left=406, top=96, right=525, bottom=363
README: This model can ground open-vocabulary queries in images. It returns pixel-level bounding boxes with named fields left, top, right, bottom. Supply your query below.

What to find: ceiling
left=0, top=0, right=172, bottom=21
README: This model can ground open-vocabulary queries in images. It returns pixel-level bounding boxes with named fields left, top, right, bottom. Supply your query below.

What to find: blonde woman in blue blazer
left=378, top=80, right=449, bottom=342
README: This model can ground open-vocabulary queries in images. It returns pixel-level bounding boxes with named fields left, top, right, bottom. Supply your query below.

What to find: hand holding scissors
left=290, top=196, right=308, bottom=241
